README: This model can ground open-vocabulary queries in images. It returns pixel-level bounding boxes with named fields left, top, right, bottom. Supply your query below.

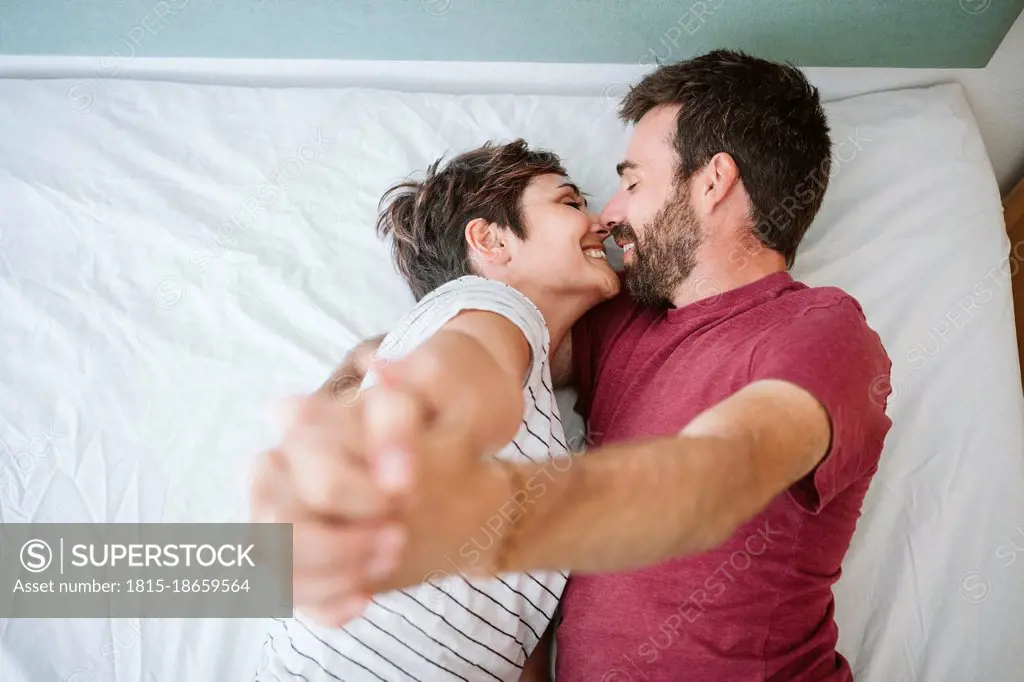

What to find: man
left=253, top=49, right=893, bottom=681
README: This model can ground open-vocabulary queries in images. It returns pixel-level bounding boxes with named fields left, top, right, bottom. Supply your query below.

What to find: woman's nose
left=590, top=213, right=611, bottom=238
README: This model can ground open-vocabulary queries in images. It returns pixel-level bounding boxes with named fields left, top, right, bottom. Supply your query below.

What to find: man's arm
left=367, top=378, right=831, bottom=590
left=486, top=379, right=830, bottom=574
left=432, top=300, right=886, bottom=579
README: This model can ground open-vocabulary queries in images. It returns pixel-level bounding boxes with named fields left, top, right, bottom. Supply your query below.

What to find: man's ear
left=465, top=218, right=511, bottom=265
left=696, top=152, right=742, bottom=214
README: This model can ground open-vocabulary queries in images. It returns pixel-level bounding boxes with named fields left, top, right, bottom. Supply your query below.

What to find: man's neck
left=669, top=248, right=787, bottom=309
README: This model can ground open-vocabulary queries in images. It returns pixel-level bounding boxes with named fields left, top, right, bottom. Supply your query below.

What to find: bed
left=0, top=76, right=1022, bottom=681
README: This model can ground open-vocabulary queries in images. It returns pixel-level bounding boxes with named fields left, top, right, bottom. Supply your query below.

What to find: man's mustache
left=610, top=223, right=639, bottom=244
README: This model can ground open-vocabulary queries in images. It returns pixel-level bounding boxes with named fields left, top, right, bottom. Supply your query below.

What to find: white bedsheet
left=0, top=77, right=1021, bottom=681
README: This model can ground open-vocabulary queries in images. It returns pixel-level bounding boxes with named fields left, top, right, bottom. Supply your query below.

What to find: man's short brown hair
left=620, top=49, right=832, bottom=267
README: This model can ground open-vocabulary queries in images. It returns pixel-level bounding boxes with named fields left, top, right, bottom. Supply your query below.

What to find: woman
left=257, top=139, right=618, bottom=681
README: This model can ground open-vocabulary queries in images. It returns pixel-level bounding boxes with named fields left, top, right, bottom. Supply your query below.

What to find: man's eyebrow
left=616, top=160, right=637, bottom=177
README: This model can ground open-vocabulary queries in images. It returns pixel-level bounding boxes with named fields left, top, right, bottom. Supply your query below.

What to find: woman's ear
left=465, top=218, right=511, bottom=265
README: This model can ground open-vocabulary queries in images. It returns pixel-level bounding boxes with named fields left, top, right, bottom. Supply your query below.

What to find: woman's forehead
left=527, top=173, right=584, bottom=196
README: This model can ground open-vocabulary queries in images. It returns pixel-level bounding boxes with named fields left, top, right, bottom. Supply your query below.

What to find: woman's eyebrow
left=557, top=182, right=588, bottom=205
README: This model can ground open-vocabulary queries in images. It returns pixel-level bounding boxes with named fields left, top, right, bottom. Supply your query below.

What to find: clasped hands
left=248, top=343, right=514, bottom=627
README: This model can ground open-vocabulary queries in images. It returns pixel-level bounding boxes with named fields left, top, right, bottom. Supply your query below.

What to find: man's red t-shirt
left=556, top=271, right=893, bottom=682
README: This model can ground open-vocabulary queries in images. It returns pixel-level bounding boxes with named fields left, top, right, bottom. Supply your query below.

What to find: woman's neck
left=518, top=287, right=597, bottom=362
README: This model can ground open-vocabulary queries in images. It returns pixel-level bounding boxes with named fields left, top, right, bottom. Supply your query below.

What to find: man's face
left=600, top=105, right=705, bottom=307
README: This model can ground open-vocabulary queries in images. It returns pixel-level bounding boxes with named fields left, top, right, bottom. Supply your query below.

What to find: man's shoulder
left=760, top=281, right=890, bottom=365
left=782, top=280, right=866, bottom=315
left=777, top=282, right=879, bottom=336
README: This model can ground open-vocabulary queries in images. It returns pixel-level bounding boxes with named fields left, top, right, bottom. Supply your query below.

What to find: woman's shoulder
left=419, top=277, right=547, bottom=332
left=424, top=275, right=538, bottom=309
left=380, top=276, right=549, bottom=359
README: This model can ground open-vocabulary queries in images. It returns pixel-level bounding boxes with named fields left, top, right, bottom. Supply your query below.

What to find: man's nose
left=600, top=192, right=626, bottom=232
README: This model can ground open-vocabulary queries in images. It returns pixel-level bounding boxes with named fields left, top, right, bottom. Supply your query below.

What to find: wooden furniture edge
left=1004, top=174, right=1024, bottom=391
left=1007, top=177, right=1024, bottom=236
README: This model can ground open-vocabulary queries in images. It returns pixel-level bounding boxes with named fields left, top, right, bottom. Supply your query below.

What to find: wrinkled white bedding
left=0, top=76, right=1021, bottom=681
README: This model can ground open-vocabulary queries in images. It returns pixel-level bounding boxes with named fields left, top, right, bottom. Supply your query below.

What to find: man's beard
left=612, top=188, right=704, bottom=308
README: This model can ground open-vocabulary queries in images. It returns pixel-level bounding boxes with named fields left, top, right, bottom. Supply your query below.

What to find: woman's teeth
left=584, top=248, right=607, bottom=260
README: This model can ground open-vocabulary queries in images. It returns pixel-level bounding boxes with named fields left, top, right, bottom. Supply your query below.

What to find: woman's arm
left=318, top=334, right=385, bottom=398
left=281, top=310, right=532, bottom=518
left=381, top=309, right=531, bottom=457
left=320, top=311, right=532, bottom=442
left=254, top=308, right=536, bottom=625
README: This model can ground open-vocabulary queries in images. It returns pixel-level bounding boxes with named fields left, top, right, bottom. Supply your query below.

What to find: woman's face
left=500, top=173, right=621, bottom=306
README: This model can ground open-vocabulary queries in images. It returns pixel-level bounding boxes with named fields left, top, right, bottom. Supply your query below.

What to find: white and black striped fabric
left=257, top=276, right=572, bottom=681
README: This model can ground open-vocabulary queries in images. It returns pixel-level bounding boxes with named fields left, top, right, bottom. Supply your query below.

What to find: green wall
left=1, top=0, right=1022, bottom=67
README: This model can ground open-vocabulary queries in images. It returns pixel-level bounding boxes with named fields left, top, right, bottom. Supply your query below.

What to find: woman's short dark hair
left=620, top=49, right=832, bottom=268
left=376, top=139, right=565, bottom=300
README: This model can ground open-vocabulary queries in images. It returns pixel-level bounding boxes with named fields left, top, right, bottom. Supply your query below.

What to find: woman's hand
left=250, top=336, right=518, bottom=627
left=249, top=383, right=414, bottom=626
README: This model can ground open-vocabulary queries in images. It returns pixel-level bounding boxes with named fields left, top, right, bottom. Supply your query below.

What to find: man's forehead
left=629, top=105, right=679, bottom=149
left=639, top=103, right=682, bottom=129
left=619, top=115, right=678, bottom=175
